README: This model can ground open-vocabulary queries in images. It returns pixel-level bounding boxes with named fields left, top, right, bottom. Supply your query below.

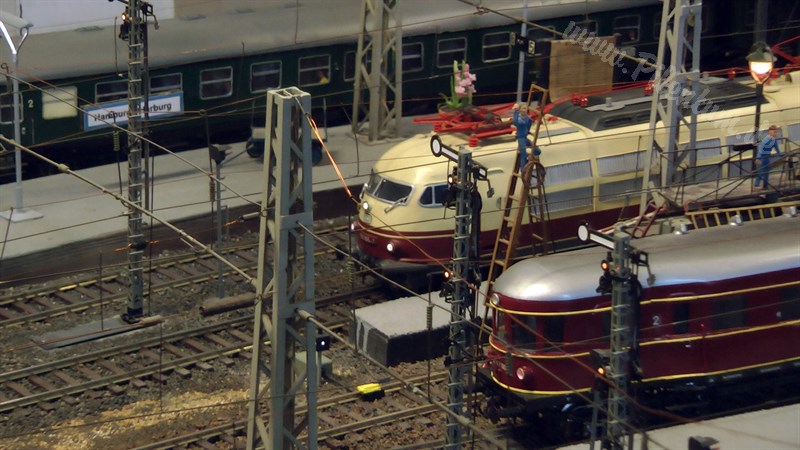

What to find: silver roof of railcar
left=492, top=215, right=800, bottom=301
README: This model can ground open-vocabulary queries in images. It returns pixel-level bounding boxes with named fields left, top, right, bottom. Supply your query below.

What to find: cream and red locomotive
left=352, top=70, right=800, bottom=287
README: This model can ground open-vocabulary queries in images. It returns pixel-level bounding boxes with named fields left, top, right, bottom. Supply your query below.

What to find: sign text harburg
left=83, top=93, right=183, bottom=130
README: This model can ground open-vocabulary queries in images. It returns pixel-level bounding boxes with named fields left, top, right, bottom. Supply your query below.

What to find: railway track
left=0, top=286, right=382, bottom=416
left=0, top=224, right=357, bottom=329
left=130, top=371, right=502, bottom=449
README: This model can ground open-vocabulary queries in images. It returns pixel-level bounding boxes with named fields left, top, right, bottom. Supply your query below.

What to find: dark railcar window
left=0, top=93, right=13, bottom=124
left=343, top=51, right=372, bottom=81
left=151, top=73, right=182, bottom=94
left=712, top=295, right=746, bottom=330
left=200, top=67, right=233, bottom=99
left=510, top=315, right=537, bottom=349
left=482, top=32, right=511, bottom=62
left=364, top=172, right=412, bottom=203
left=96, top=80, right=127, bottom=103
left=299, top=55, right=330, bottom=86
left=673, top=302, right=689, bottom=334
left=419, top=184, right=449, bottom=207
left=251, top=61, right=281, bottom=92
left=403, top=42, right=424, bottom=73
left=779, top=286, right=800, bottom=321
left=541, top=316, right=564, bottom=352
left=614, top=15, right=640, bottom=44
left=437, top=37, right=467, bottom=68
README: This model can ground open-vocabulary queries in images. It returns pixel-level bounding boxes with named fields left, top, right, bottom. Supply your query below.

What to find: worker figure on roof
left=754, top=124, right=782, bottom=190
left=512, top=102, right=533, bottom=170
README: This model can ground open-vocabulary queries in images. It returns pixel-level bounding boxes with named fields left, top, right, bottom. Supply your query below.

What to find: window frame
left=0, top=92, right=16, bottom=124
left=95, top=79, right=128, bottom=104
left=251, top=60, right=282, bottom=93
left=614, top=15, right=641, bottom=44
left=298, top=54, right=331, bottom=87
left=436, top=37, right=467, bottom=68
left=482, top=31, right=512, bottom=63
left=199, top=66, right=233, bottom=100
left=402, top=42, right=424, bottom=73
left=150, top=72, right=183, bottom=94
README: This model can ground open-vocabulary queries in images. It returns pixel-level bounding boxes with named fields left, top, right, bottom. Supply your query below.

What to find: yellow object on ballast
left=356, top=383, right=383, bottom=395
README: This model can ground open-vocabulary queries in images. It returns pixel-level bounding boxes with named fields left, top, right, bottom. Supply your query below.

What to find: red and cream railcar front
left=483, top=214, right=800, bottom=414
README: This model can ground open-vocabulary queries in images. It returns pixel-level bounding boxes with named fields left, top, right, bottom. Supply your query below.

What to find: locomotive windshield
left=364, top=171, right=413, bottom=203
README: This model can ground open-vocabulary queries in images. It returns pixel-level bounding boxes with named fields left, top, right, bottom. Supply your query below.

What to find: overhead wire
left=2, top=2, right=798, bottom=442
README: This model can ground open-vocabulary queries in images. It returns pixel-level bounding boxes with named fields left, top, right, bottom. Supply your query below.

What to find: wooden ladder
left=484, top=84, right=550, bottom=299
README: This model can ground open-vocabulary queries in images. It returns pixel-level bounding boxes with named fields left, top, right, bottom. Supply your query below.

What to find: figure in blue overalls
left=512, top=103, right=532, bottom=171
left=754, top=124, right=781, bottom=190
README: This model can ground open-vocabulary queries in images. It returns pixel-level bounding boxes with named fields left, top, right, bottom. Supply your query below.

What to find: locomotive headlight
left=386, top=242, right=394, bottom=253
left=361, top=201, right=370, bottom=212
left=490, top=293, right=500, bottom=306
left=516, top=366, right=534, bottom=381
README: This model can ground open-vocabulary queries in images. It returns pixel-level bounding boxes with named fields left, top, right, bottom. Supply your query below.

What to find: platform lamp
left=0, top=11, right=41, bottom=222
left=747, top=42, right=776, bottom=144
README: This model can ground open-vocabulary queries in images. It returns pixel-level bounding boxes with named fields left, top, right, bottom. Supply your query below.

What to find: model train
left=476, top=212, right=800, bottom=439
left=350, top=68, right=800, bottom=288
left=1, top=0, right=796, bottom=181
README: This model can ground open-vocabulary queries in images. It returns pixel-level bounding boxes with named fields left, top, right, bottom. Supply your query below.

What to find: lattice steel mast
left=124, top=0, right=146, bottom=322
left=640, top=0, right=702, bottom=214
left=246, top=88, right=318, bottom=449
left=352, top=0, right=402, bottom=142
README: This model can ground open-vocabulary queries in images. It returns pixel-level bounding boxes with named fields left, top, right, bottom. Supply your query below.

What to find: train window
left=599, top=177, right=643, bottom=203
left=712, top=295, right=746, bottom=330
left=544, top=160, right=592, bottom=186
left=540, top=316, right=564, bottom=352
left=200, top=67, right=233, bottom=99
left=527, top=25, right=557, bottom=42
left=778, top=286, right=800, bottom=321
left=96, top=80, right=127, bottom=104
left=42, top=86, right=78, bottom=120
left=597, top=151, right=647, bottom=176
left=614, top=15, right=640, bottom=44
left=343, top=51, right=372, bottom=82
left=419, top=183, right=449, bottom=207
left=0, top=93, right=13, bottom=124
left=151, top=73, right=182, bottom=94
left=482, top=32, right=511, bottom=62
left=673, top=303, right=689, bottom=334
left=544, top=187, right=593, bottom=212
left=436, top=37, right=467, bottom=68
left=494, top=311, right=508, bottom=341
left=510, top=315, right=536, bottom=350
left=251, top=61, right=281, bottom=93
left=299, top=54, right=331, bottom=86
left=364, top=172, right=412, bottom=203
left=402, top=42, right=424, bottom=73
left=343, top=52, right=355, bottom=81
